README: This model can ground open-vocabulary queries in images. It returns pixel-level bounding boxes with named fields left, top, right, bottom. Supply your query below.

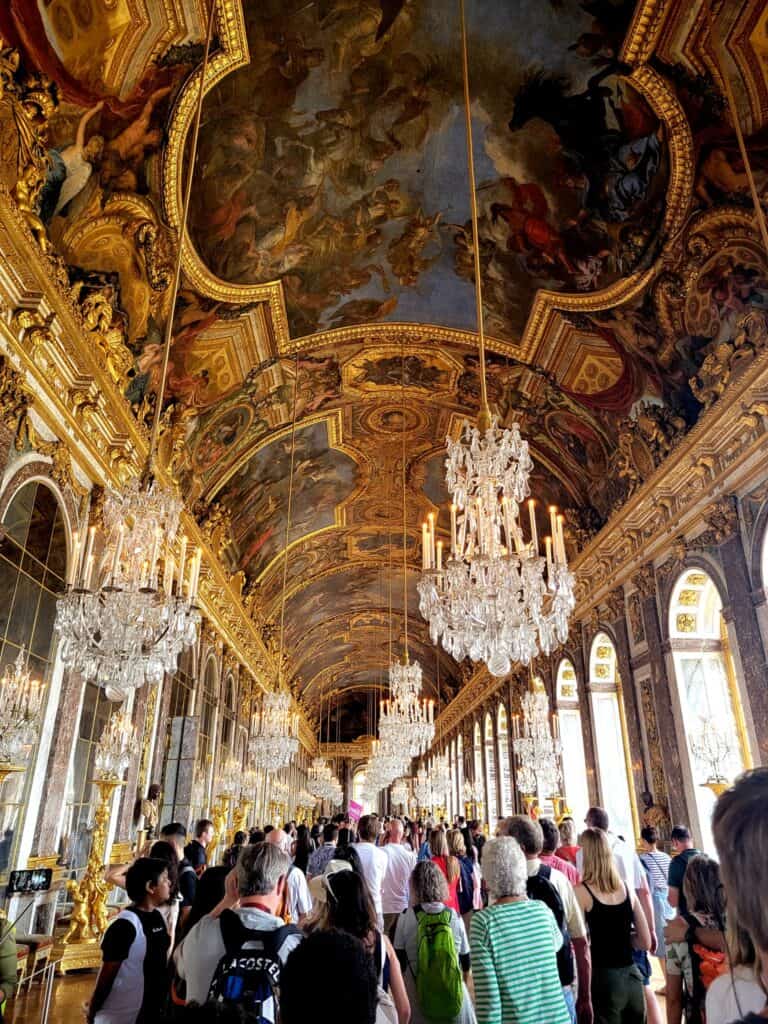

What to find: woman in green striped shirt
left=470, top=836, right=571, bottom=1024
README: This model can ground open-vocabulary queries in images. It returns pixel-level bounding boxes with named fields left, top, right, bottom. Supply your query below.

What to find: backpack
left=457, top=857, right=475, bottom=916
left=414, top=906, right=464, bottom=1019
left=526, top=864, right=575, bottom=986
left=207, top=909, right=300, bottom=1023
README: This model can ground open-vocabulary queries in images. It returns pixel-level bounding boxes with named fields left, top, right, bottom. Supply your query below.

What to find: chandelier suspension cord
left=388, top=441, right=394, bottom=676
left=401, top=337, right=409, bottom=660
left=704, top=2, right=768, bottom=258
left=277, top=348, right=301, bottom=688
left=459, top=0, right=490, bottom=430
left=149, top=0, right=217, bottom=465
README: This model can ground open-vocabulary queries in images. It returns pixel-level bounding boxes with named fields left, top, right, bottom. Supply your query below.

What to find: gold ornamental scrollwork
left=0, top=37, right=58, bottom=255
left=632, top=564, right=656, bottom=601
left=696, top=495, right=740, bottom=547
left=0, top=353, right=32, bottom=434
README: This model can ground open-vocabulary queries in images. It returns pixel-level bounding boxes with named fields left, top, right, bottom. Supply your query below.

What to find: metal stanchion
left=39, top=958, right=59, bottom=1024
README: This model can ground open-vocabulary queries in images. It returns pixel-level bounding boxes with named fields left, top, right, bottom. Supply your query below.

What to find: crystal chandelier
left=55, top=478, right=202, bottom=700
left=412, top=764, right=433, bottom=810
left=218, top=756, right=241, bottom=797
left=417, top=1, right=574, bottom=677
left=94, top=706, right=135, bottom=780
left=431, top=750, right=452, bottom=810
left=391, top=777, right=409, bottom=808
left=309, top=757, right=338, bottom=801
left=0, top=648, right=44, bottom=766
left=512, top=690, right=562, bottom=798
left=249, top=689, right=299, bottom=771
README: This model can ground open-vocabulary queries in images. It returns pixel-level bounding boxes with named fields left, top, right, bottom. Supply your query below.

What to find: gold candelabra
left=551, top=795, right=572, bottom=822
left=209, top=793, right=232, bottom=863
left=56, top=777, right=123, bottom=972
left=232, top=797, right=252, bottom=838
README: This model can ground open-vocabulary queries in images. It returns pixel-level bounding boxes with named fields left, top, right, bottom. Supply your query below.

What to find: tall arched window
left=497, top=705, right=513, bottom=816
left=484, top=712, right=498, bottom=824
left=0, top=482, right=67, bottom=874
left=556, top=658, right=590, bottom=827
left=589, top=633, right=636, bottom=844
left=669, top=570, right=751, bottom=851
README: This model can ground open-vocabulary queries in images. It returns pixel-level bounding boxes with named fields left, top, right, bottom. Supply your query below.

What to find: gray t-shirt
left=174, top=906, right=302, bottom=1006
left=393, top=904, right=475, bottom=1024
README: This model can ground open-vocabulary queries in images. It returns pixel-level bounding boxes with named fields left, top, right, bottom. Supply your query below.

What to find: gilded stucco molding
left=621, top=0, right=676, bottom=65
left=0, top=190, right=315, bottom=754
left=573, top=343, right=768, bottom=619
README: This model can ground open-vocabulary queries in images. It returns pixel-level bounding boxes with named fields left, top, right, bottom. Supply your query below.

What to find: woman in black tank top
left=575, top=829, right=652, bottom=1024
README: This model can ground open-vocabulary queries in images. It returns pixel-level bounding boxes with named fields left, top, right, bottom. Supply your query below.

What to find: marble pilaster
left=32, top=668, right=85, bottom=856
left=718, top=531, right=768, bottom=760
left=635, top=570, right=689, bottom=825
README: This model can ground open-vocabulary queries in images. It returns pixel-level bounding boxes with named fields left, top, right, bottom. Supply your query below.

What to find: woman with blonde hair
left=575, top=827, right=651, bottom=1023
left=448, top=829, right=477, bottom=931
left=430, top=828, right=461, bottom=913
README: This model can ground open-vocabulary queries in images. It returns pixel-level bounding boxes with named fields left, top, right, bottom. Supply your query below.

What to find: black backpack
left=526, top=864, right=575, bottom=986
left=457, top=857, right=474, bottom=916
left=207, top=909, right=300, bottom=1023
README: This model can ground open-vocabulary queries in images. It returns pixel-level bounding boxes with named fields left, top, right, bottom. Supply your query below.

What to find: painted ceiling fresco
left=9, top=0, right=768, bottom=738
left=189, top=0, right=668, bottom=342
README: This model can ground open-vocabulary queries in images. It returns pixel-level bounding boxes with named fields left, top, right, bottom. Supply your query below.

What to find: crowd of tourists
left=13, top=767, right=761, bottom=1024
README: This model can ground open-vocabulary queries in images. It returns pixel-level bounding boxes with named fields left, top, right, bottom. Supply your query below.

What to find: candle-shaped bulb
left=528, top=499, right=538, bottom=555
left=450, top=503, right=457, bottom=557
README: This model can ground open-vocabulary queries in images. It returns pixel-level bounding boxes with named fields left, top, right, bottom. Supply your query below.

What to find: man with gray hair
left=174, top=842, right=302, bottom=1007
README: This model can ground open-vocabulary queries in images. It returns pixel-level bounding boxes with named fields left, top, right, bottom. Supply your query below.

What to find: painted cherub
left=100, top=85, right=173, bottom=191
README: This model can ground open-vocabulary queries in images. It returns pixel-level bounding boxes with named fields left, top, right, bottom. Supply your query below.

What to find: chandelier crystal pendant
left=0, top=648, right=44, bottom=767
left=55, top=478, right=202, bottom=701
left=417, top=0, right=574, bottom=676
left=512, top=690, right=562, bottom=799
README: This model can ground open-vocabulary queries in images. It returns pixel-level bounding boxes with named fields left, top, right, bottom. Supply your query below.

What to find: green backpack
left=414, top=906, right=463, bottom=1020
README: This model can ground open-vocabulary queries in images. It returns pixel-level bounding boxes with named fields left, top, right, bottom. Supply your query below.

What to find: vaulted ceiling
left=14, top=0, right=768, bottom=739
